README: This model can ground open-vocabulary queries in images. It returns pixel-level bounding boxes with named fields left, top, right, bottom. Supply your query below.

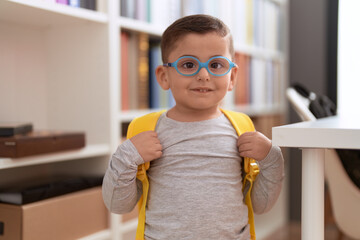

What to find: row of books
left=41, top=0, right=106, bottom=12
left=120, top=31, right=175, bottom=111
left=120, top=0, right=282, bottom=51
left=120, top=31, right=281, bottom=111
left=233, top=52, right=282, bottom=107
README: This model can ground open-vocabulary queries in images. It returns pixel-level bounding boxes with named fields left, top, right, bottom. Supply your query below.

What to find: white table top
left=272, top=115, right=360, bottom=149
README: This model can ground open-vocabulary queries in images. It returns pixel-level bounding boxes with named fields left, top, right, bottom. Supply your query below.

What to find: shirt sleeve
left=251, top=145, right=285, bottom=214
left=102, top=139, right=144, bottom=214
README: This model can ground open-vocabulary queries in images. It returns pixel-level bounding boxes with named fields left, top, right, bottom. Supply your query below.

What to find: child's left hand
left=237, top=131, right=272, bottom=161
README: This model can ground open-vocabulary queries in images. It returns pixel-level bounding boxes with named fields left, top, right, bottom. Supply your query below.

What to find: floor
left=263, top=222, right=357, bottom=240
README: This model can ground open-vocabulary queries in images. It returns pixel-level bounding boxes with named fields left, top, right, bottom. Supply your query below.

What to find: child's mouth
left=191, top=88, right=212, bottom=93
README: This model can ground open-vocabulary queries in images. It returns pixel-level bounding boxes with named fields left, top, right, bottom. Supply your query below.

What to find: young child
left=102, top=14, right=284, bottom=240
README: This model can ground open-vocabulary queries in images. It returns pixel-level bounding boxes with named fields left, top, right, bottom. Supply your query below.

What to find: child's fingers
left=237, top=132, right=255, bottom=146
left=238, top=142, right=252, bottom=152
left=239, top=150, right=253, bottom=158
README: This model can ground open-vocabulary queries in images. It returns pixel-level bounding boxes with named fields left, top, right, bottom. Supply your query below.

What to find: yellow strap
left=221, top=109, right=258, bottom=240
left=126, top=110, right=165, bottom=240
left=243, top=159, right=259, bottom=240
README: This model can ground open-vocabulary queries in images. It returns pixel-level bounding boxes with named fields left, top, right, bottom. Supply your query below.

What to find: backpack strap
left=221, top=109, right=259, bottom=240
left=126, top=110, right=165, bottom=240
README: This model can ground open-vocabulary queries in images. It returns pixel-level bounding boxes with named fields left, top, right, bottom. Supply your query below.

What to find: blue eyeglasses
left=163, top=56, right=237, bottom=77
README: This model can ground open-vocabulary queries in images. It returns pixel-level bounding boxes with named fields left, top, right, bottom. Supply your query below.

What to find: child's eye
left=181, top=62, right=196, bottom=69
left=210, top=62, right=224, bottom=69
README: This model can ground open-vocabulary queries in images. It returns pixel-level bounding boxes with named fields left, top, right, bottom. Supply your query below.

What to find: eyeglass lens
left=176, top=57, right=230, bottom=76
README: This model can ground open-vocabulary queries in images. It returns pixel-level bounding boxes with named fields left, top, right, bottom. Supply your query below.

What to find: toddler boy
left=103, top=14, right=284, bottom=240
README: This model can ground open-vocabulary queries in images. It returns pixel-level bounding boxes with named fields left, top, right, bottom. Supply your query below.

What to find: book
left=137, top=33, right=149, bottom=109
left=250, top=57, right=266, bottom=106
left=233, top=0, right=247, bottom=45
left=68, top=0, right=80, bottom=7
left=234, top=53, right=250, bottom=105
left=96, top=0, right=107, bottom=13
left=128, top=33, right=139, bottom=110
left=0, top=122, right=33, bottom=137
left=0, top=175, right=103, bottom=205
left=121, top=0, right=136, bottom=18
left=245, top=0, right=254, bottom=45
left=120, top=31, right=130, bottom=111
left=135, top=0, right=148, bottom=22
left=148, top=42, right=161, bottom=109
left=80, top=0, right=96, bottom=10
left=0, top=130, right=85, bottom=158
left=56, top=0, right=68, bottom=4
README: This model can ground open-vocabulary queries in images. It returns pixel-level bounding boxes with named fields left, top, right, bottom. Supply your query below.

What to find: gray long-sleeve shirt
left=102, top=113, right=284, bottom=240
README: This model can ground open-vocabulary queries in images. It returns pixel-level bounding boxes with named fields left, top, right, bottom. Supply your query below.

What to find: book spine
left=128, top=34, right=139, bottom=110
left=234, top=53, right=250, bottom=106
left=149, top=43, right=161, bottom=109
left=97, top=0, right=107, bottom=13
left=68, top=0, right=80, bottom=7
left=137, top=33, right=149, bottom=109
left=56, top=0, right=68, bottom=4
left=120, top=31, right=130, bottom=111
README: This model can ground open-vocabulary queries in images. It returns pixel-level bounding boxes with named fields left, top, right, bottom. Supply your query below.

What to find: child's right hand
left=130, top=131, right=163, bottom=163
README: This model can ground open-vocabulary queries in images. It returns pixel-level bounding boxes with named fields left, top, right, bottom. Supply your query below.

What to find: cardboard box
left=0, top=187, right=108, bottom=240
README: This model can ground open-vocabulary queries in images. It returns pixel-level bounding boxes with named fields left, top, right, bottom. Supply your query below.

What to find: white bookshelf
left=0, top=0, right=108, bottom=25
left=0, top=0, right=288, bottom=239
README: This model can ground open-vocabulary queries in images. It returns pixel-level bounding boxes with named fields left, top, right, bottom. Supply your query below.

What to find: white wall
left=338, top=0, right=360, bottom=116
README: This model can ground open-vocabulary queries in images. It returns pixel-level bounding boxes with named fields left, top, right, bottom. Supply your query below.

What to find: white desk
left=272, top=115, right=360, bottom=240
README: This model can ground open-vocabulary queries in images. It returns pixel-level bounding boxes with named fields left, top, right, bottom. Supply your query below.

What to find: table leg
left=302, top=148, right=325, bottom=240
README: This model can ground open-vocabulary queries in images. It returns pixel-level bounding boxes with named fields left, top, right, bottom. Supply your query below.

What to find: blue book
left=149, top=45, right=161, bottom=109
left=69, top=0, right=80, bottom=7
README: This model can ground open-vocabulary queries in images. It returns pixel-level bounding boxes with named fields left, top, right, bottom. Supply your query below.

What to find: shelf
left=0, top=144, right=111, bottom=170
left=233, top=103, right=286, bottom=116
left=0, top=0, right=108, bottom=27
left=118, top=17, right=164, bottom=37
left=118, top=104, right=285, bottom=123
left=120, top=218, right=138, bottom=234
left=78, top=229, right=111, bottom=240
left=235, top=44, right=284, bottom=61
left=118, top=108, right=167, bottom=122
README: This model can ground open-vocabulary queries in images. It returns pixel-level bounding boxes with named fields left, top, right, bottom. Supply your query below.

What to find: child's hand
left=130, top=131, right=163, bottom=163
left=237, top=131, right=272, bottom=161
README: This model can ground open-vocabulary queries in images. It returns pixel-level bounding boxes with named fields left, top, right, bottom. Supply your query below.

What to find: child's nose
left=197, top=67, right=210, bottom=81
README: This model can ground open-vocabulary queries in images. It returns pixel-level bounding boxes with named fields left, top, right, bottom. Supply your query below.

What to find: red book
left=234, top=53, right=250, bottom=105
left=121, top=32, right=130, bottom=111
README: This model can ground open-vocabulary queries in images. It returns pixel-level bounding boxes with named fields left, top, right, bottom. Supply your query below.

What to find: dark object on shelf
left=0, top=122, right=33, bottom=137
left=0, top=175, right=103, bottom=205
left=0, top=130, right=85, bottom=158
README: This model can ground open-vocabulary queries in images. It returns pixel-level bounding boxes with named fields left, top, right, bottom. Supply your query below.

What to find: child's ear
left=228, top=65, right=238, bottom=91
left=155, top=65, right=170, bottom=90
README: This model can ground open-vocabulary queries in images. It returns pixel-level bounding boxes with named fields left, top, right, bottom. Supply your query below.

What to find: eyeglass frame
left=162, top=56, right=237, bottom=77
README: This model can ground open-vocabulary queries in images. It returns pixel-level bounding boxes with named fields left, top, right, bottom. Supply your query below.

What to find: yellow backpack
left=126, top=109, right=259, bottom=240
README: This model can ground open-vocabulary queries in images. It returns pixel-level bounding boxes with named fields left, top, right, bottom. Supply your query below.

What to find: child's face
left=156, top=32, right=237, bottom=114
